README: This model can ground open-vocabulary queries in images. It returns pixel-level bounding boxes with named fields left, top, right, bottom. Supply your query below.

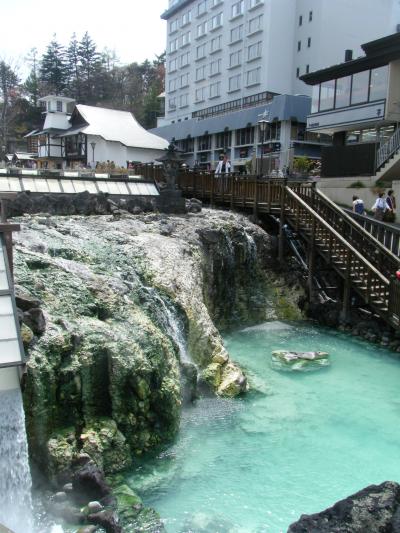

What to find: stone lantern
left=155, top=143, right=186, bottom=213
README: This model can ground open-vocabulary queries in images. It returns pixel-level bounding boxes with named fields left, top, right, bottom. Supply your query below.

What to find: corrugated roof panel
left=9, top=178, right=22, bottom=192
left=0, top=178, right=10, bottom=192
left=35, top=179, right=50, bottom=193
left=47, top=180, right=63, bottom=193
left=22, top=178, right=37, bottom=192
left=0, top=249, right=8, bottom=290
left=61, top=180, right=75, bottom=193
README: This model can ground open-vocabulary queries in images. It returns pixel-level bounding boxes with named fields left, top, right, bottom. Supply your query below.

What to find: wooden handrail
left=285, top=186, right=389, bottom=284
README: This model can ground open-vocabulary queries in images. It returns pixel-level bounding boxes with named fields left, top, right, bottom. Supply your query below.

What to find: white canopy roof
left=69, top=105, right=169, bottom=151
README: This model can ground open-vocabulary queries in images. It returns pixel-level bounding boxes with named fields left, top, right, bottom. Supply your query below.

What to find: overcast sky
left=2, top=0, right=167, bottom=77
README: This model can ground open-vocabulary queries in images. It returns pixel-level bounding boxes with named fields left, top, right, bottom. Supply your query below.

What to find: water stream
left=127, top=321, right=400, bottom=533
left=0, top=381, right=33, bottom=533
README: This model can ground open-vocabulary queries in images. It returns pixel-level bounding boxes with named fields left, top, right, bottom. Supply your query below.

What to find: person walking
left=352, top=195, right=365, bottom=215
left=372, top=192, right=387, bottom=221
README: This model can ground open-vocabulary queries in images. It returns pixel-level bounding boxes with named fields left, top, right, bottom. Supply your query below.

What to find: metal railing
left=376, top=127, right=400, bottom=169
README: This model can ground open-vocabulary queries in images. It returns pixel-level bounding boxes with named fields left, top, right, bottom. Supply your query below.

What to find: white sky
left=2, top=0, right=168, bottom=78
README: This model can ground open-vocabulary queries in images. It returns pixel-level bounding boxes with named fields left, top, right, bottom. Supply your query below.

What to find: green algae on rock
left=14, top=210, right=303, bottom=482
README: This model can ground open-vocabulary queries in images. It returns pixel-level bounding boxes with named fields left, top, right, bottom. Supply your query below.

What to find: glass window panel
left=106, top=182, right=121, bottom=194
left=335, top=76, right=351, bottom=108
left=311, top=85, right=320, bottom=113
left=96, top=182, right=112, bottom=193
left=72, top=181, right=88, bottom=193
left=22, top=178, right=36, bottom=191
left=35, top=179, right=49, bottom=192
left=369, top=66, right=388, bottom=101
left=0, top=178, right=10, bottom=191
left=319, top=80, right=335, bottom=111
left=361, top=128, right=377, bottom=142
left=0, top=295, right=13, bottom=314
left=127, top=183, right=140, bottom=195
left=351, top=71, right=369, bottom=105
left=0, top=339, right=22, bottom=365
left=82, top=181, right=98, bottom=194
left=0, top=314, right=17, bottom=340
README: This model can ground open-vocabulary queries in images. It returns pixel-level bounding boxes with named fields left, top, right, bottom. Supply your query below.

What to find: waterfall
left=142, top=287, right=198, bottom=403
left=0, top=372, right=33, bottom=533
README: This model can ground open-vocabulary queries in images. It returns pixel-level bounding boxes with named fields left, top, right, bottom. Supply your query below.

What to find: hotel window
left=296, top=67, right=300, bottom=78
left=210, top=12, right=223, bottom=30
left=181, top=31, right=191, bottom=46
left=248, top=41, right=262, bottom=61
left=181, top=10, right=191, bottom=26
left=351, top=70, right=369, bottom=105
left=248, top=14, right=263, bottom=33
left=169, top=58, right=178, bottom=72
left=236, top=126, right=254, bottom=145
left=168, top=97, right=177, bottom=110
left=168, top=78, right=177, bottom=92
left=246, top=66, right=260, bottom=86
left=180, top=52, right=190, bottom=67
left=230, top=24, right=243, bottom=42
left=210, top=58, right=222, bottom=76
left=56, top=100, right=63, bottom=112
left=180, top=73, right=189, bottom=87
left=215, top=130, right=231, bottom=148
left=198, top=134, right=212, bottom=150
left=196, top=65, right=206, bottom=81
left=179, top=94, right=189, bottom=107
left=231, top=0, right=244, bottom=18
left=229, top=49, right=242, bottom=67
left=309, top=10, right=313, bottom=21
left=210, top=35, right=222, bottom=52
left=335, top=75, right=351, bottom=108
left=210, top=81, right=221, bottom=98
left=170, top=19, right=178, bottom=33
left=196, top=43, right=207, bottom=59
left=299, top=15, right=303, bottom=26
left=249, top=0, right=262, bottom=7
left=170, top=38, right=178, bottom=53
left=307, top=37, right=311, bottom=48
left=229, top=73, right=241, bottom=91
left=195, top=86, right=207, bottom=102
left=311, top=84, right=319, bottom=113
left=198, top=0, right=207, bottom=16
left=197, top=21, right=207, bottom=37
left=319, top=79, right=335, bottom=110
left=369, top=65, right=388, bottom=101
left=297, top=41, right=301, bottom=52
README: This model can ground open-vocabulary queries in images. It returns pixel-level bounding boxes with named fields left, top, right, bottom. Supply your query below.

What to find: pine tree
left=78, top=32, right=101, bottom=103
left=0, top=60, right=19, bottom=153
left=24, top=48, right=39, bottom=106
left=39, top=35, right=68, bottom=94
left=66, top=33, right=81, bottom=100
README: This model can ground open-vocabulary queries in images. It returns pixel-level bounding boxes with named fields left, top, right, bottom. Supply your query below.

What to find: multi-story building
left=152, top=0, right=400, bottom=171
left=301, top=31, right=400, bottom=182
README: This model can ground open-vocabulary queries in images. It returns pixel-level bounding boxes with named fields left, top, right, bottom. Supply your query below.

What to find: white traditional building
left=31, top=96, right=169, bottom=169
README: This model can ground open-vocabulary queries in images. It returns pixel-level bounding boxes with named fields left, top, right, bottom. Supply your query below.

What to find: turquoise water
left=128, top=321, right=400, bottom=533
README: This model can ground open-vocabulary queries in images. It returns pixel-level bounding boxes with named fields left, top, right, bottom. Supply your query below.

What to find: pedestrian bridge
left=176, top=172, right=400, bottom=329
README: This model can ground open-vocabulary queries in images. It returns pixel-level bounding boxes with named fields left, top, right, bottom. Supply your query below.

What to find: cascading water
left=142, top=287, right=198, bottom=402
left=0, top=370, right=33, bottom=533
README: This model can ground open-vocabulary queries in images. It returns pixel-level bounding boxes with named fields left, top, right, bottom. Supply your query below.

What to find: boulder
left=288, top=481, right=400, bottom=532
left=72, top=462, right=111, bottom=502
left=87, top=510, right=122, bottom=533
left=218, top=362, right=248, bottom=397
left=23, top=307, right=46, bottom=335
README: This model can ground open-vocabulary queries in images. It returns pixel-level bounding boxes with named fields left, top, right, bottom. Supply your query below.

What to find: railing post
left=340, top=250, right=352, bottom=322
left=278, top=179, right=287, bottom=263
left=307, top=217, right=316, bottom=301
left=253, top=175, right=259, bottom=218
left=230, top=174, right=234, bottom=210
left=210, top=173, right=215, bottom=206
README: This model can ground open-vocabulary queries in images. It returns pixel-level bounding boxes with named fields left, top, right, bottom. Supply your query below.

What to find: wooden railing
left=176, top=172, right=400, bottom=326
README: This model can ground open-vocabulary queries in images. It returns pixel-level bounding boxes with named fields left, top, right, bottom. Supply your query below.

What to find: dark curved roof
left=301, top=32, right=400, bottom=85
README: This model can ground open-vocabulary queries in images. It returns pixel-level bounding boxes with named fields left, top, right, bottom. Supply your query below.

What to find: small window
left=296, top=67, right=300, bottom=78
left=307, top=37, right=311, bottom=48
left=297, top=41, right=301, bottom=52
left=309, top=10, right=313, bottom=21
left=306, top=64, right=310, bottom=74
left=299, top=15, right=302, bottom=26
left=56, top=100, right=63, bottom=112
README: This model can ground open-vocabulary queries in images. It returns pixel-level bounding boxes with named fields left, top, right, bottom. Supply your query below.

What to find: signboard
left=0, top=234, right=25, bottom=367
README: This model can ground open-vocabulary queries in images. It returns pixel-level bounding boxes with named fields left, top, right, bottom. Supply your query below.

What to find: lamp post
left=258, top=119, right=269, bottom=177
left=90, top=141, right=96, bottom=168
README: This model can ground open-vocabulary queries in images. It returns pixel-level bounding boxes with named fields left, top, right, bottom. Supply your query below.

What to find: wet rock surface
left=288, top=481, right=400, bottom=533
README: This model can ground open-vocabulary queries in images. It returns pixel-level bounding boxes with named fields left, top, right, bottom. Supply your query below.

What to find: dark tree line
left=0, top=32, right=165, bottom=154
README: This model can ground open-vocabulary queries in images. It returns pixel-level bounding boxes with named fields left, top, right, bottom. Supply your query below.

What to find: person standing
left=352, top=195, right=365, bottom=215
left=386, top=189, right=396, bottom=212
left=215, top=154, right=231, bottom=174
left=372, top=192, right=387, bottom=221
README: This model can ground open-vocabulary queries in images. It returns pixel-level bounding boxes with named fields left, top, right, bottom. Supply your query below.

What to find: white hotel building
left=152, top=0, right=400, bottom=171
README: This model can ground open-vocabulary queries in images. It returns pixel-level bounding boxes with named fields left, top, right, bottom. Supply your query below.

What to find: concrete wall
left=87, top=135, right=165, bottom=167
left=317, top=176, right=378, bottom=208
